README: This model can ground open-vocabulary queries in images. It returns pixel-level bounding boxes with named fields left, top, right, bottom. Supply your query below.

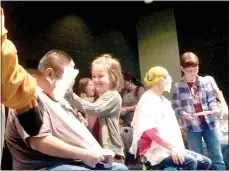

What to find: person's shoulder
left=174, top=78, right=185, bottom=86
left=99, top=91, right=122, bottom=107
left=135, top=90, right=148, bottom=107
left=102, top=90, right=121, bottom=100
left=140, top=91, right=163, bottom=108
left=200, top=75, right=215, bottom=84
left=197, top=75, right=209, bottom=85
left=204, top=75, right=214, bottom=81
left=140, top=89, right=155, bottom=101
left=197, top=75, right=205, bottom=81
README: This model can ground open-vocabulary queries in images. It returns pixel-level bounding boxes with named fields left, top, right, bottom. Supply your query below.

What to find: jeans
left=47, top=160, right=128, bottom=170
left=154, top=149, right=211, bottom=170
left=220, top=144, right=228, bottom=170
left=186, top=122, right=225, bottom=170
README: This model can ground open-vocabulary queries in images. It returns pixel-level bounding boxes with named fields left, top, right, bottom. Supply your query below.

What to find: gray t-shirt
left=121, top=87, right=145, bottom=126
left=122, top=87, right=145, bottom=107
left=5, top=88, right=103, bottom=170
left=5, top=106, right=63, bottom=170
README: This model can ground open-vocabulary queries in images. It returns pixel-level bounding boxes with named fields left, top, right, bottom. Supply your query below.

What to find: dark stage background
left=2, top=1, right=228, bottom=102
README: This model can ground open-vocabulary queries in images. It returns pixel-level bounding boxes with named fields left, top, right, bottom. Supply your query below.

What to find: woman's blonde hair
left=144, top=66, right=168, bottom=88
left=91, top=54, right=124, bottom=92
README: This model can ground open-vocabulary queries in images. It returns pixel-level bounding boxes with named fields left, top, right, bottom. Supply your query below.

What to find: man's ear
left=44, top=68, right=55, bottom=84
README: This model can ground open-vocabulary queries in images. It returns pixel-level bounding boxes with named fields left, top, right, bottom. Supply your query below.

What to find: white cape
left=129, top=89, right=185, bottom=165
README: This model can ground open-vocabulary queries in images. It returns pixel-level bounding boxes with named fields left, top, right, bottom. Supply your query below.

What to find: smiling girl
left=70, top=54, right=125, bottom=163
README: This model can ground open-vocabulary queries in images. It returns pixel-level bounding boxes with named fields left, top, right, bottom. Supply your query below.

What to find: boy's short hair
left=180, top=52, right=199, bottom=68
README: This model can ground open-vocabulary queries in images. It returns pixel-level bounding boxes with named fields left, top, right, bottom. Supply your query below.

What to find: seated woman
left=129, top=66, right=212, bottom=170
left=120, top=72, right=145, bottom=127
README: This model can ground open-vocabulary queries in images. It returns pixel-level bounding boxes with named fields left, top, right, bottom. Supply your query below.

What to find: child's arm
left=171, top=84, right=198, bottom=121
left=71, top=91, right=120, bottom=117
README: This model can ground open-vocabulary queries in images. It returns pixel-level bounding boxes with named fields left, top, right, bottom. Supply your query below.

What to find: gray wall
left=136, top=8, right=181, bottom=99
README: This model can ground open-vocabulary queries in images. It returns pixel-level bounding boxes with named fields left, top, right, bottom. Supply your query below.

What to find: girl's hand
left=184, top=113, right=197, bottom=121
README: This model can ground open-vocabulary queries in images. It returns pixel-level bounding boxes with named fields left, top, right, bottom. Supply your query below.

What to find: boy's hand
left=184, top=113, right=197, bottom=121
left=81, top=150, right=104, bottom=168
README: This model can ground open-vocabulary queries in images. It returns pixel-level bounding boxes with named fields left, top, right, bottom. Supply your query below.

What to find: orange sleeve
left=1, top=7, right=37, bottom=113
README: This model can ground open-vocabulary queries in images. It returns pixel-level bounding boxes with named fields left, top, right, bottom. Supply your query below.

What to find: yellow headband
left=144, top=66, right=168, bottom=88
left=1, top=7, right=8, bottom=36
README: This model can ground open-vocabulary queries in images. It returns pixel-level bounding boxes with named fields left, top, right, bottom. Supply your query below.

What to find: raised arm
left=1, top=7, right=42, bottom=136
left=70, top=91, right=121, bottom=117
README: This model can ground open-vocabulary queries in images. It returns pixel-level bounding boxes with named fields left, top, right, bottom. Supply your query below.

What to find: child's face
left=181, top=66, right=199, bottom=82
left=85, top=80, right=95, bottom=97
left=92, top=64, right=111, bottom=94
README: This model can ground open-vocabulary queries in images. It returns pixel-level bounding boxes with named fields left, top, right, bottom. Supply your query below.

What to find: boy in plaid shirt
left=172, top=52, right=225, bottom=170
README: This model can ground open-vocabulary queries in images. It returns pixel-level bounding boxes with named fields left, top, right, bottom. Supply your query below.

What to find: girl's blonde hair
left=91, top=54, right=124, bottom=92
